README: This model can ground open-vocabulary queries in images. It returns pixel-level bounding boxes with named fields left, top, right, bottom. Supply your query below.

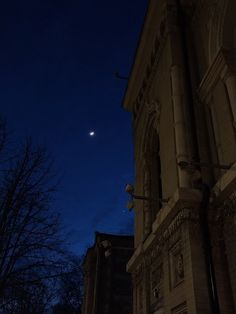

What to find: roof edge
left=122, top=0, right=150, bottom=112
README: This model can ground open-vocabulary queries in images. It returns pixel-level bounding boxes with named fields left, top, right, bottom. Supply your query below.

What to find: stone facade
left=82, top=232, right=133, bottom=314
left=123, top=0, right=236, bottom=313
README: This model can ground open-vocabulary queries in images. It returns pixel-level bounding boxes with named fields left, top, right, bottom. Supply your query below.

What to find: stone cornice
left=126, top=188, right=201, bottom=273
left=123, top=3, right=168, bottom=114
left=151, top=188, right=201, bottom=237
left=127, top=208, right=199, bottom=275
left=211, top=161, right=236, bottom=206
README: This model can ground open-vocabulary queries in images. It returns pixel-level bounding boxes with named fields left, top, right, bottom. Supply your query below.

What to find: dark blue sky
left=0, top=0, right=147, bottom=254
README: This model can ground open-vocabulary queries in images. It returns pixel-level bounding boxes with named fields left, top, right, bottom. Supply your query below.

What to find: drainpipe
left=175, top=1, right=221, bottom=313
left=198, top=183, right=220, bottom=314
left=175, top=0, right=199, bottom=162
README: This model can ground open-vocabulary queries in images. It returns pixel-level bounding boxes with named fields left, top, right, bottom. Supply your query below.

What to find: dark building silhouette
left=82, top=232, right=133, bottom=314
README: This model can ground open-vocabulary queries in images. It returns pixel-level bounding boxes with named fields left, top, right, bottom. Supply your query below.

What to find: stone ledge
left=212, top=161, right=236, bottom=204
left=126, top=188, right=202, bottom=273
left=126, top=242, right=143, bottom=273
left=152, top=188, right=202, bottom=239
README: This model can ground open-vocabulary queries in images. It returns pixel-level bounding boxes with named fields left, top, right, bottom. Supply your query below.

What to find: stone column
left=171, top=65, right=190, bottom=188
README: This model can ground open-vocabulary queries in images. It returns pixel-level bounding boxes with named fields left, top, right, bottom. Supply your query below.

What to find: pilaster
left=198, top=48, right=236, bottom=129
left=171, top=65, right=191, bottom=188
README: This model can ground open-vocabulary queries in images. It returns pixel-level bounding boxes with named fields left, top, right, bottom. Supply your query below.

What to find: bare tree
left=1, top=278, right=55, bottom=313
left=52, top=254, right=84, bottom=314
left=0, top=122, right=67, bottom=311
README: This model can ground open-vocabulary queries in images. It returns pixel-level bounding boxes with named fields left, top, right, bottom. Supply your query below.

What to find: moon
left=89, top=131, right=95, bottom=137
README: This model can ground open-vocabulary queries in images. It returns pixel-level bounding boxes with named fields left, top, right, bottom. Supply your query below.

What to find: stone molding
left=127, top=189, right=202, bottom=274
left=169, top=239, right=184, bottom=289
left=133, top=17, right=168, bottom=126
left=198, top=48, right=236, bottom=103
left=151, top=188, right=201, bottom=238
left=211, top=161, right=236, bottom=203
left=127, top=203, right=199, bottom=274
left=130, top=207, right=197, bottom=287
left=156, top=208, right=198, bottom=245
left=145, top=99, right=160, bottom=115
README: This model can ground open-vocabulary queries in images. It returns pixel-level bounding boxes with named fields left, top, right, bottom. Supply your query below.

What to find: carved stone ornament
left=145, top=99, right=161, bottom=131
left=176, top=253, right=184, bottom=279
left=157, top=208, right=199, bottom=246
left=169, top=240, right=185, bottom=288
left=150, top=245, right=162, bottom=263
left=145, top=244, right=162, bottom=268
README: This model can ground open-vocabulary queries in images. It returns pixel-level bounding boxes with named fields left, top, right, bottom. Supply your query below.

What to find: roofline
left=83, top=231, right=134, bottom=263
left=122, top=0, right=150, bottom=112
left=95, top=231, right=134, bottom=240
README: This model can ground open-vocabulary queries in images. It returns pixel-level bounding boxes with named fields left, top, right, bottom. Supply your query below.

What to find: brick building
left=82, top=232, right=133, bottom=314
left=123, top=0, right=236, bottom=313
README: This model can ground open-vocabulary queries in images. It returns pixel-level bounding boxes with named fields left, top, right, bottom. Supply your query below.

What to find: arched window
left=143, top=129, right=162, bottom=237
left=141, top=99, right=162, bottom=238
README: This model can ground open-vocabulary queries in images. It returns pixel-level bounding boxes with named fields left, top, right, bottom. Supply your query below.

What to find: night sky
left=0, top=0, right=147, bottom=255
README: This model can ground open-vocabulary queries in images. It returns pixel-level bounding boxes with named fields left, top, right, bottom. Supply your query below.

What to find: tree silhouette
left=53, top=254, right=84, bottom=314
left=0, top=121, right=67, bottom=312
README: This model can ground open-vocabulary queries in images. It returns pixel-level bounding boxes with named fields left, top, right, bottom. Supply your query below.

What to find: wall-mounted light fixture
left=100, top=240, right=112, bottom=258
left=114, top=71, right=129, bottom=81
left=125, top=183, right=169, bottom=211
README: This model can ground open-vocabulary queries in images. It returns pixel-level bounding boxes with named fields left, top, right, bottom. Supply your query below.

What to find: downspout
left=175, top=1, right=220, bottom=313
left=175, top=0, right=199, bottom=162
left=198, top=183, right=220, bottom=314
